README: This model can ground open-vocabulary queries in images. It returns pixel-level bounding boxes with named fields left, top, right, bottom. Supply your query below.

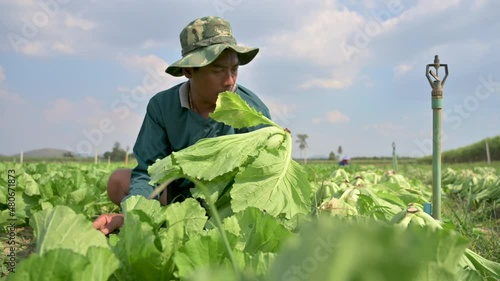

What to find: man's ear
left=182, top=68, right=192, bottom=78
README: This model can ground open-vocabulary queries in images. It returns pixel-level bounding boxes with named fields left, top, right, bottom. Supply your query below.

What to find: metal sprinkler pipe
left=425, top=55, right=449, bottom=220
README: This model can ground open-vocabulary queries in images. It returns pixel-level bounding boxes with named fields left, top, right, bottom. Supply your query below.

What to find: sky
left=0, top=0, right=499, bottom=159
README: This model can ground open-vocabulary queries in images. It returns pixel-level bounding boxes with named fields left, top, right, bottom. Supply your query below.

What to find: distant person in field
left=93, top=16, right=271, bottom=235
left=339, top=156, right=350, bottom=166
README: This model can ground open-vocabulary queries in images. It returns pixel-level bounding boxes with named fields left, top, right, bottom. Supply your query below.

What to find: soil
left=1, top=226, right=35, bottom=278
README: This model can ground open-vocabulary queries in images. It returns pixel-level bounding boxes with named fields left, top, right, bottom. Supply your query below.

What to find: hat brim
left=165, top=43, right=259, bottom=77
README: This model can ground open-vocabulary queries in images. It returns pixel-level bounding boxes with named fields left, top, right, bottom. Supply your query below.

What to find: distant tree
left=337, top=146, right=343, bottom=159
left=329, top=151, right=336, bottom=161
left=63, top=151, right=74, bottom=158
left=296, top=134, right=308, bottom=164
left=103, top=142, right=127, bottom=161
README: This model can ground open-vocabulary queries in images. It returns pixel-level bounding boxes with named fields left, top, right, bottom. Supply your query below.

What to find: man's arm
left=94, top=99, right=169, bottom=235
left=121, top=99, right=171, bottom=204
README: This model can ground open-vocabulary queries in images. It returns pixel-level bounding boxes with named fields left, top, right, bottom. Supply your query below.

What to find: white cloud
left=426, top=41, right=490, bottom=70
left=301, top=76, right=353, bottom=89
left=363, top=0, right=377, bottom=9
left=263, top=0, right=467, bottom=91
left=260, top=97, right=297, bottom=126
left=120, top=54, right=169, bottom=72
left=44, top=98, right=79, bottom=123
left=116, top=87, right=130, bottom=93
left=117, top=54, right=184, bottom=95
left=0, top=89, right=26, bottom=104
left=64, top=14, right=97, bottom=31
left=17, top=41, right=48, bottom=56
left=358, top=74, right=376, bottom=88
left=312, top=118, right=322, bottom=124
left=140, top=39, right=169, bottom=50
left=267, top=6, right=364, bottom=66
left=393, top=40, right=491, bottom=82
left=41, top=95, right=144, bottom=154
left=51, top=41, right=75, bottom=54
left=365, top=122, right=406, bottom=137
left=71, top=111, right=144, bottom=155
left=300, top=58, right=367, bottom=89
left=0, top=65, right=5, bottom=83
left=1, top=1, right=102, bottom=56
left=6, top=0, right=38, bottom=8
left=394, top=63, right=413, bottom=76
left=327, top=110, right=350, bottom=123
left=389, top=0, right=461, bottom=25
left=83, top=96, right=100, bottom=106
left=472, top=0, right=488, bottom=10
left=264, top=1, right=402, bottom=90
left=0, top=65, right=26, bottom=105
left=44, top=96, right=141, bottom=128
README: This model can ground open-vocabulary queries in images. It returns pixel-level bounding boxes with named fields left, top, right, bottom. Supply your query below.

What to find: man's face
left=188, top=48, right=239, bottom=104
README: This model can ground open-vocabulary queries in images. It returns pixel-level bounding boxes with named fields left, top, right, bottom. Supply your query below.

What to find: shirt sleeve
left=121, top=99, right=170, bottom=205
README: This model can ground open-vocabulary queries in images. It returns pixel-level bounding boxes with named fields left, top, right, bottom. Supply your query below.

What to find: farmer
left=93, top=16, right=271, bottom=235
left=339, top=156, right=350, bottom=166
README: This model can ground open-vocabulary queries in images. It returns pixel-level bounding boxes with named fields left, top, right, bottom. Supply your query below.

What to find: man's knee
left=107, top=169, right=131, bottom=204
left=108, top=169, right=131, bottom=188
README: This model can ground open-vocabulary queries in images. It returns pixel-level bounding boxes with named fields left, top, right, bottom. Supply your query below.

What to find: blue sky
left=1, top=0, right=499, bottom=158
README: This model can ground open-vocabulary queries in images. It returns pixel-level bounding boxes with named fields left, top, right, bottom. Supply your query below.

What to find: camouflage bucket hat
left=165, top=16, right=259, bottom=77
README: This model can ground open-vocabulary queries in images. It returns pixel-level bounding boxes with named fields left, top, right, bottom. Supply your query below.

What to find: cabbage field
left=1, top=93, right=499, bottom=280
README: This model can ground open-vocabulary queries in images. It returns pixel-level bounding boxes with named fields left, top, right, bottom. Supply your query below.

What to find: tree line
left=419, top=136, right=500, bottom=164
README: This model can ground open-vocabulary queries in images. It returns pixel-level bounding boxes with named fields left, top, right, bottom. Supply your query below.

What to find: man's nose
left=222, top=70, right=236, bottom=87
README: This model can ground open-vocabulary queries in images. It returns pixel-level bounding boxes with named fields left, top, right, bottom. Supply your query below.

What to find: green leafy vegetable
left=31, top=206, right=109, bottom=256
left=149, top=91, right=312, bottom=219
left=8, top=248, right=119, bottom=281
left=209, top=92, right=275, bottom=129
left=266, top=217, right=469, bottom=281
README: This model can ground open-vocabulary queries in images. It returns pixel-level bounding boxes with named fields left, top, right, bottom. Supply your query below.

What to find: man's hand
left=93, top=213, right=124, bottom=235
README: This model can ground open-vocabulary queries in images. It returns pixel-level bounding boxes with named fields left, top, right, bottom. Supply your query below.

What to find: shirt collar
left=179, top=82, right=190, bottom=109
left=178, top=82, right=237, bottom=109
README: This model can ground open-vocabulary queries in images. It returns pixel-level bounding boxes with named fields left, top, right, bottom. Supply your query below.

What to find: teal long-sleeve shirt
left=122, top=82, right=271, bottom=205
